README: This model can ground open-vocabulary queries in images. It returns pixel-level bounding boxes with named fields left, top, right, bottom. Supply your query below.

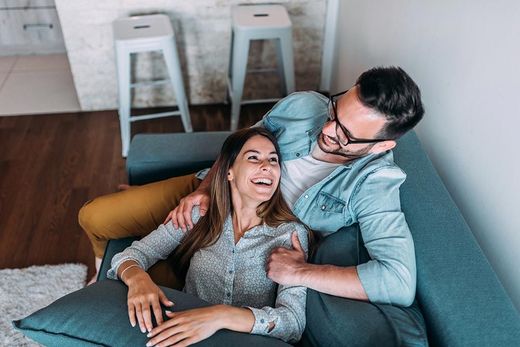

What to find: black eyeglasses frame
left=328, top=90, right=392, bottom=146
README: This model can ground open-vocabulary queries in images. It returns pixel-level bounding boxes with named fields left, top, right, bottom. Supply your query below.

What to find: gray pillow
left=13, top=279, right=290, bottom=347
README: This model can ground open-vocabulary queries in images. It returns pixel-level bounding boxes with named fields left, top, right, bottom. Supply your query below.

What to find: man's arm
left=164, top=161, right=217, bottom=230
left=267, top=240, right=369, bottom=301
left=268, top=167, right=416, bottom=306
left=350, top=167, right=416, bottom=306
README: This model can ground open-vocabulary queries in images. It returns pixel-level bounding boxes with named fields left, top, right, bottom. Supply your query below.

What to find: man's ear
left=370, top=140, right=396, bottom=154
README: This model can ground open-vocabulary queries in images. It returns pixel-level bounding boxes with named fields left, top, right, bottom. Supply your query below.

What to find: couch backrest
left=393, top=131, right=520, bottom=346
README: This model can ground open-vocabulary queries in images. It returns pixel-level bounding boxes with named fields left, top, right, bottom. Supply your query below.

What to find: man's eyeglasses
left=328, top=90, right=391, bottom=146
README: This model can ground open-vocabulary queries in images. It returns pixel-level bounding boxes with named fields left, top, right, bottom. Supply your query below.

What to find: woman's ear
left=227, top=170, right=234, bottom=181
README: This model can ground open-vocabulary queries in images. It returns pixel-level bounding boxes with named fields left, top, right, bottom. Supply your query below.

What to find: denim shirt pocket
left=316, top=192, right=346, bottom=214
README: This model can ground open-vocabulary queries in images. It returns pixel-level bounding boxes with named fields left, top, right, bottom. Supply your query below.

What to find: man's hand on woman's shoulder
left=267, top=231, right=309, bottom=286
left=163, top=188, right=210, bottom=232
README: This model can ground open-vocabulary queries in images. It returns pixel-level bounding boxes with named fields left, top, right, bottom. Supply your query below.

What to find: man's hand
left=267, top=232, right=308, bottom=286
left=146, top=306, right=225, bottom=347
left=126, top=272, right=174, bottom=333
left=163, top=189, right=210, bottom=231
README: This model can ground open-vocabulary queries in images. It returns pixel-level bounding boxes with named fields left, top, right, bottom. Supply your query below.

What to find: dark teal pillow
left=13, top=280, right=290, bottom=347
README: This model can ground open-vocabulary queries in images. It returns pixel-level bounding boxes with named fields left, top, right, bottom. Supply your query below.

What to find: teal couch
left=98, top=130, right=520, bottom=346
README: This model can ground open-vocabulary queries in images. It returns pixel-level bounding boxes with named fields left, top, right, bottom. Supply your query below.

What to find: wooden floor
left=0, top=104, right=270, bottom=279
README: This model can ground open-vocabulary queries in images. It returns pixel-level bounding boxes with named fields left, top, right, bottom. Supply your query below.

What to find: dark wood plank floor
left=0, top=104, right=270, bottom=279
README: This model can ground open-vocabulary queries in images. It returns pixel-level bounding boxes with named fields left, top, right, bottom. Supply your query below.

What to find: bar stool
left=113, top=14, right=192, bottom=157
left=228, top=4, right=295, bottom=131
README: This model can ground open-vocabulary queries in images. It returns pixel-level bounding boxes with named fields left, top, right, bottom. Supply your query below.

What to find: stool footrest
left=130, top=79, right=171, bottom=88
left=130, top=110, right=181, bottom=122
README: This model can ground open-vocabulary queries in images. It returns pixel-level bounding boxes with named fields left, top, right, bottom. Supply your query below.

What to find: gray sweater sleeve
left=247, top=223, right=309, bottom=343
left=106, top=207, right=201, bottom=280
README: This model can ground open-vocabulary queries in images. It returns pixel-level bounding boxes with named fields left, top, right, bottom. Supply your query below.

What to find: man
left=80, top=66, right=427, bottom=346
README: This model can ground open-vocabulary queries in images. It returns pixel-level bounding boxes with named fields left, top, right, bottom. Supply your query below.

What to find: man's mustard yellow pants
left=78, top=173, right=200, bottom=288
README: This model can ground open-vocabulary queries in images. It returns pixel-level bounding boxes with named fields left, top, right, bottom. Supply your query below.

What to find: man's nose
left=322, top=120, right=336, bottom=137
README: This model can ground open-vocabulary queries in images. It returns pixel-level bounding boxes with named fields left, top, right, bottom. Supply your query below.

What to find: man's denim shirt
left=259, top=91, right=416, bottom=307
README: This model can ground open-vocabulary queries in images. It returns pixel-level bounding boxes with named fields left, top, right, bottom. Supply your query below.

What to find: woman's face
left=228, top=135, right=281, bottom=206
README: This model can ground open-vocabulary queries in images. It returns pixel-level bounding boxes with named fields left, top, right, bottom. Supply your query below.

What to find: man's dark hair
left=356, top=66, right=424, bottom=139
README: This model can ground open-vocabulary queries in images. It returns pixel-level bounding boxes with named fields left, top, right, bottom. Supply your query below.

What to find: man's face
left=316, top=87, right=394, bottom=162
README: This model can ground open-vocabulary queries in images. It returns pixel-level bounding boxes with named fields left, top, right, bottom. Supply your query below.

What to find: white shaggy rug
left=0, top=263, right=87, bottom=346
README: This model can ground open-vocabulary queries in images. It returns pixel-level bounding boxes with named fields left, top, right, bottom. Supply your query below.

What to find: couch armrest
left=97, top=237, right=137, bottom=281
left=127, top=132, right=232, bottom=185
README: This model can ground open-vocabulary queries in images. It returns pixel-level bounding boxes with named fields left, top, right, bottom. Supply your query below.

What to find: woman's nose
left=260, top=161, right=271, bottom=171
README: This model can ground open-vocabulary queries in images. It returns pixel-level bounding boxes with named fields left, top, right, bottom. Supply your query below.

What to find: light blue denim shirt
left=258, top=91, right=417, bottom=307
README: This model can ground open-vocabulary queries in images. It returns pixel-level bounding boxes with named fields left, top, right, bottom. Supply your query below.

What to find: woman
left=107, top=128, right=309, bottom=346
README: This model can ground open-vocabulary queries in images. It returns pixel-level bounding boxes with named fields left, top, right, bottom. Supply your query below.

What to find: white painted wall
left=331, top=0, right=520, bottom=310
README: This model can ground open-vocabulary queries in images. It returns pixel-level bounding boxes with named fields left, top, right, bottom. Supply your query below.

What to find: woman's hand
left=146, top=305, right=227, bottom=347
left=126, top=271, right=174, bottom=333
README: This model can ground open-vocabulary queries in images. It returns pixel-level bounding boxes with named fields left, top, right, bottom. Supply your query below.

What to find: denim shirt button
left=321, top=205, right=326, bottom=210
left=304, top=195, right=309, bottom=199
left=226, top=292, right=231, bottom=297
left=260, top=319, right=265, bottom=323
left=296, top=152, right=300, bottom=157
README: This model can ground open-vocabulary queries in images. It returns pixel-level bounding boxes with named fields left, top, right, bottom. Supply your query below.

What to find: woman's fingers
left=152, top=299, right=164, bottom=326
left=128, top=303, right=137, bottom=327
left=141, top=299, right=154, bottom=332
left=153, top=332, right=190, bottom=347
left=148, top=312, right=178, bottom=337
left=159, top=291, right=174, bottom=307
left=147, top=322, right=188, bottom=347
left=135, top=303, right=147, bottom=333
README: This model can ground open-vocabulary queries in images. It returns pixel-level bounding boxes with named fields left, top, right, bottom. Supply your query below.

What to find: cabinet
left=0, top=0, right=65, bottom=55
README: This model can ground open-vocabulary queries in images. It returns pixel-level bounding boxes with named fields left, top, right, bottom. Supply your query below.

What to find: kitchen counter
left=54, top=0, right=327, bottom=111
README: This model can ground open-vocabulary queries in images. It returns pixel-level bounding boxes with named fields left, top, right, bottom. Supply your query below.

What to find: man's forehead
left=336, top=89, right=387, bottom=137
left=337, top=88, right=381, bottom=120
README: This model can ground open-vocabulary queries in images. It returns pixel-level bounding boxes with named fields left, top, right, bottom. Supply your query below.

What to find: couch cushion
left=13, top=280, right=290, bottom=347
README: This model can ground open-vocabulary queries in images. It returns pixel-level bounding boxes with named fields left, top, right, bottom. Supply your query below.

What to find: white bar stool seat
left=228, top=4, right=295, bottom=130
left=113, top=14, right=192, bottom=157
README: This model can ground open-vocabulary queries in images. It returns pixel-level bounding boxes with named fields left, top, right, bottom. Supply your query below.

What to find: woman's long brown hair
left=169, top=127, right=298, bottom=280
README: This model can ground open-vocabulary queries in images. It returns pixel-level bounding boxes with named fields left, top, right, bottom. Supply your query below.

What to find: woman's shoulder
left=274, top=221, right=309, bottom=248
left=276, top=221, right=307, bottom=233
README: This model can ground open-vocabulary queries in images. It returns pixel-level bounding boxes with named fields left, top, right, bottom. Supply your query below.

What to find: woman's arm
left=118, top=260, right=174, bottom=333
left=107, top=207, right=201, bottom=279
left=147, top=305, right=255, bottom=347
left=106, top=208, right=201, bottom=333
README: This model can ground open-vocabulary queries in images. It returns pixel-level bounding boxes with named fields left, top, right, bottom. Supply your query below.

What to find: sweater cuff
left=106, top=257, right=144, bottom=281
left=246, top=307, right=271, bottom=335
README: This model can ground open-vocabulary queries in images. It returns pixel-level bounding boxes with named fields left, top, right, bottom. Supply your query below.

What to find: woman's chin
left=251, top=188, right=276, bottom=203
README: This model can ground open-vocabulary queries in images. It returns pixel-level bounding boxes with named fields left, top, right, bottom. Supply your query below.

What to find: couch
left=97, top=130, right=520, bottom=346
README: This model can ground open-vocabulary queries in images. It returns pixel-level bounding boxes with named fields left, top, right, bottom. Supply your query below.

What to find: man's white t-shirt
left=280, top=155, right=341, bottom=208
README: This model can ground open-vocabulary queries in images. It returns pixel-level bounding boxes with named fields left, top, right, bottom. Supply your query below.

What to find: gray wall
left=332, top=0, right=520, bottom=310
